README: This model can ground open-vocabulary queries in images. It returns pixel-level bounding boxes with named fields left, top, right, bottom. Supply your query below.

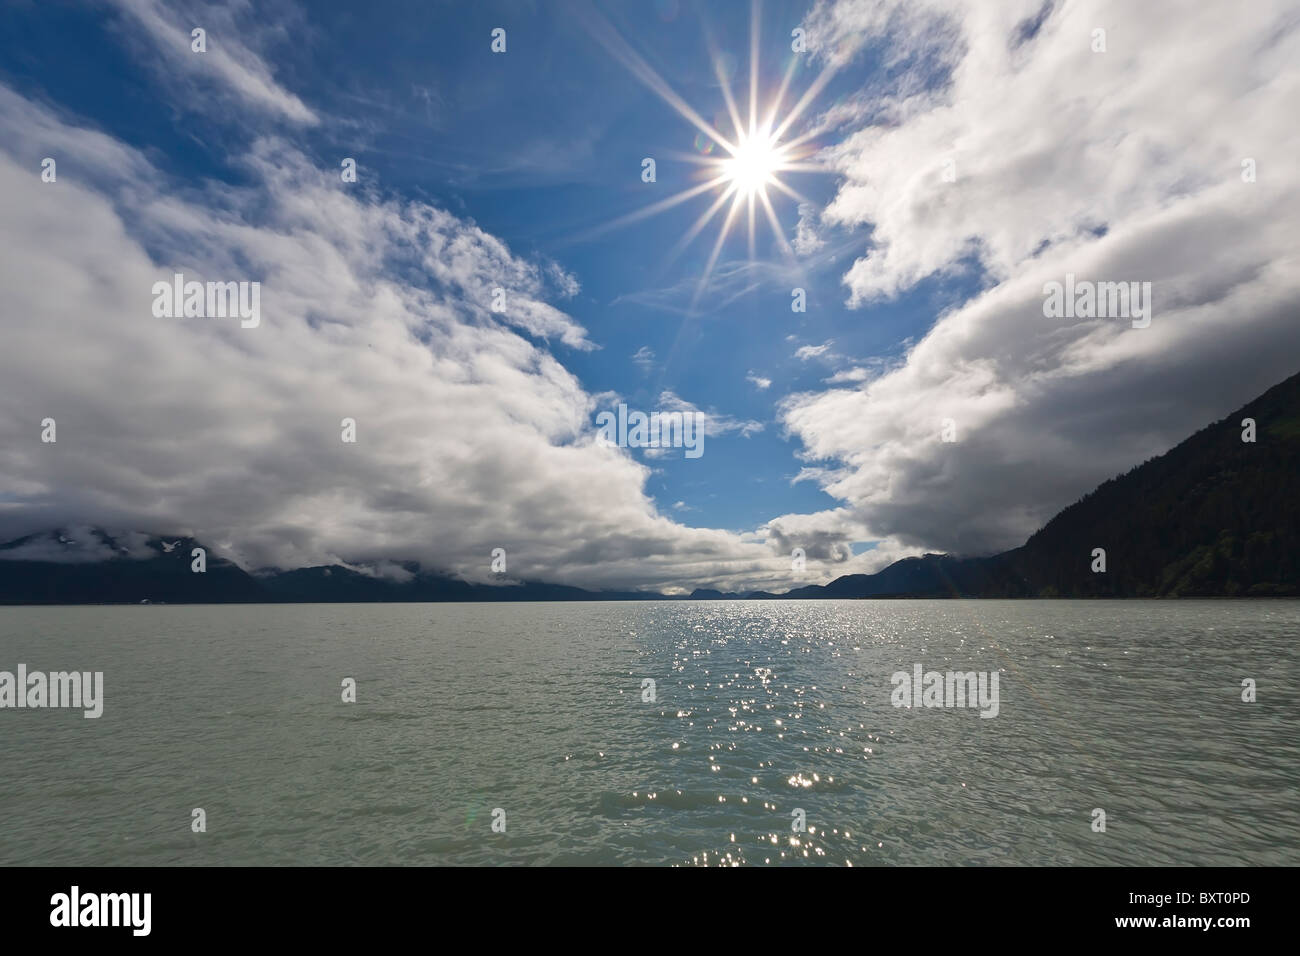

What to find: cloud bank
left=781, top=0, right=1300, bottom=556
left=0, top=17, right=795, bottom=593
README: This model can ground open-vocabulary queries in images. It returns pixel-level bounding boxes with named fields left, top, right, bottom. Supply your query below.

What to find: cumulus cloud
left=8, top=0, right=1291, bottom=598
left=783, top=0, right=1300, bottom=554
left=825, top=367, right=870, bottom=384
left=0, top=38, right=805, bottom=594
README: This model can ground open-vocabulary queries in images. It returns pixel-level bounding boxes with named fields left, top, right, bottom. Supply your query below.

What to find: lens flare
left=721, top=131, right=781, bottom=197
left=579, top=1, right=840, bottom=305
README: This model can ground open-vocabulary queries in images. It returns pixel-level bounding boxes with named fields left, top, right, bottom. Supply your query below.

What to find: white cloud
left=793, top=202, right=826, bottom=256
left=657, top=391, right=764, bottom=439
left=11, top=0, right=1290, bottom=599
left=0, top=84, right=811, bottom=594
left=794, top=341, right=836, bottom=362
left=825, top=367, right=870, bottom=384
left=782, top=0, right=1300, bottom=554
left=107, top=0, right=320, bottom=125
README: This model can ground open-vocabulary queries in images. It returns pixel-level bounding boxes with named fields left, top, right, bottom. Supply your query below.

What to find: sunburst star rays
left=578, top=0, right=837, bottom=307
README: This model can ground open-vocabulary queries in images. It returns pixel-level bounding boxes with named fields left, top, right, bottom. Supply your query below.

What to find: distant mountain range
left=0, top=531, right=660, bottom=605
left=3, top=370, right=1297, bottom=604
left=702, top=368, right=1300, bottom=599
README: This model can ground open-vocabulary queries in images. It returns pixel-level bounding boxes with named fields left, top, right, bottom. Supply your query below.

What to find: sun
left=721, top=130, right=785, bottom=197
left=579, top=1, right=842, bottom=302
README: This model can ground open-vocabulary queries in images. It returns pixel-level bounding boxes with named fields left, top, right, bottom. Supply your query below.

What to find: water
left=1, top=600, right=1296, bottom=866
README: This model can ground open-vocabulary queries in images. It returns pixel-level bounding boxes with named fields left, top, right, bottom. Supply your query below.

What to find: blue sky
left=0, top=0, right=1295, bottom=592
left=1, top=0, right=968, bottom=536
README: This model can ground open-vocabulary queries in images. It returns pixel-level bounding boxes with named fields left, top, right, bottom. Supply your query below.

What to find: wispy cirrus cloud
left=657, top=391, right=764, bottom=439
left=106, top=0, right=319, bottom=125
left=794, top=341, right=837, bottom=362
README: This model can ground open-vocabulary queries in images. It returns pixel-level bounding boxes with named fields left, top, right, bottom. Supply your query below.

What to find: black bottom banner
left=0, top=866, right=1276, bottom=942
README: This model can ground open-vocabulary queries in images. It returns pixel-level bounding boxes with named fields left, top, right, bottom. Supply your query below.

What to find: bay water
left=1, top=600, right=1296, bottom=866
